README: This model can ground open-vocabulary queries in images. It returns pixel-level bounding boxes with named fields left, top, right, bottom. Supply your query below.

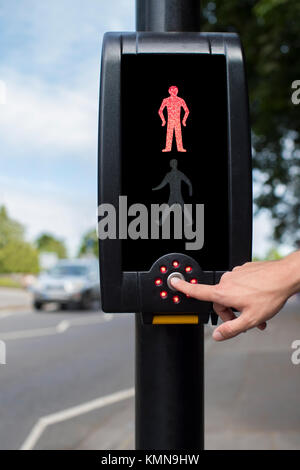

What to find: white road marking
left=0, top=314, right=113, bottom=341
left=65, top=313, right=113, bottom=327
left=20, top=387, right=135, bottom=450
left=56, top=320, right=70, bottom=333
left=0, top=309, right=31, bottom=319
left=0, top=325, right=64, bottom=341
left=0, top=312, right=12, bottom=319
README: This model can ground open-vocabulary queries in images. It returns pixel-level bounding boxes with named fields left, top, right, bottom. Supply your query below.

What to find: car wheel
left=79, top=293, right=92, bottom=311
left=34, top=301, right=43, bottom=310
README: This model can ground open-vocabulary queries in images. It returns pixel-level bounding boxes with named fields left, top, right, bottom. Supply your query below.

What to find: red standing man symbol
left=158, top=86, right=190, bottom=153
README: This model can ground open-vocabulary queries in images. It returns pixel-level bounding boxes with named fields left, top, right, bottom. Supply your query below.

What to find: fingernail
left=171, top=277, right=180, bottom=286
left=213, top=330, right=224, bottom=341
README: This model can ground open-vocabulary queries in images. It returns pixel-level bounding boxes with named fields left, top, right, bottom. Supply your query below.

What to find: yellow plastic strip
left=152, top=315, right=199, bottom=325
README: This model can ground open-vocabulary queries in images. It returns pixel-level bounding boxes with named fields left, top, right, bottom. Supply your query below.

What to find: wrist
left=280, top=251, right=300, bottom=296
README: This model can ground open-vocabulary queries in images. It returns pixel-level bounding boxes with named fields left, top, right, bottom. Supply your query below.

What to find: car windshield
left=49, top=265, right=89, bottom=277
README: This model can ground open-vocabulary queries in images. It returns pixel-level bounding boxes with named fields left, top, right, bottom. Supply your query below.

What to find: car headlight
left=32, top=281, right=43, bottom=292
left=64, top=281, right=85, bottom=293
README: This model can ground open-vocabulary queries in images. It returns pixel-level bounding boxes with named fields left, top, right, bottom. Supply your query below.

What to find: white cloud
left=0, top=69, right=98, bottom=159
left=0, top=1, right=134, bottom=160
left=0, top=1, right=134, bottom=70
left=0, top=80, right=6, bottom=104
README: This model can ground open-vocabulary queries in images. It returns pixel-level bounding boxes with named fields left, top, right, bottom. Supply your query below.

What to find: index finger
left=170, top=278, right=218, bottom=302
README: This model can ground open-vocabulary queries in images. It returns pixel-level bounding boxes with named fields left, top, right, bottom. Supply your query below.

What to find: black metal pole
left=135, top=0, right=204, bottom=451
left=135, top=316, right=204, bottom=450
left=136, top=0, right=202, bottom=32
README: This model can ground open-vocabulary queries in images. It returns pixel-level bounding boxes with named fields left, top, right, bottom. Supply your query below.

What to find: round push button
left=167, top=272, right=185, bottom=291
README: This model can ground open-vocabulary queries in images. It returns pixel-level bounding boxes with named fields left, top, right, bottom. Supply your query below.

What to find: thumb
left=213, top=313, right=251, bottom=341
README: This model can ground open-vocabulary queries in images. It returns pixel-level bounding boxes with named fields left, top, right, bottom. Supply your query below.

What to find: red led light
left=155, top=278, right=162, bottom=286
left=160, top=291, right=168, bottom=299
left=185, top=266, right=192, bottom=273
left=173, top=295, right=180, bottom=304
left=190, top=279, right=198, bottom=284
left=160, top=266, right=167, bottom=274
left=172, top=260, right=179, bottom=268
left=159, top=86, right=189, bottom=153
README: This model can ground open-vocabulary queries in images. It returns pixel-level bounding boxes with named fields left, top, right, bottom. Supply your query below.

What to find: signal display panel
left=121, top=54, right=229, bottom=272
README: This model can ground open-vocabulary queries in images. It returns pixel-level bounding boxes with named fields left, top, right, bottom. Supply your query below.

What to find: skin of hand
left=161, top=120, right=166, bottom=126
left=182, top=120, right=186, bottom=127
left=170, top=251, right=300, bottom=342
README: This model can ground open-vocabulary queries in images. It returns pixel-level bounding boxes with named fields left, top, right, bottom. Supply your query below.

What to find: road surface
left=0, top=300, right=299, bottom=450
left=0, top=305, right=135, bottom=450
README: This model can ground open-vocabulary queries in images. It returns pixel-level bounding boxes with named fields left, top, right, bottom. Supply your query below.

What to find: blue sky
left=0, top=0, right=277, bottom=257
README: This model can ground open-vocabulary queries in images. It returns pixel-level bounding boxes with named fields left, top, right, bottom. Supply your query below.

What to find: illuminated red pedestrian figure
left=158, top=86, right=189, bottom=152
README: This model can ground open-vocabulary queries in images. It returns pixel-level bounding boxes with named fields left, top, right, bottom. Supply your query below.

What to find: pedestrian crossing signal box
left=98, top=32, right=252, bottom=323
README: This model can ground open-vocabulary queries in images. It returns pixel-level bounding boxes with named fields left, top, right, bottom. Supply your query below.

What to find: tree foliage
left=0, top=241, right=39, bottom=274
left=253, top=246, right=282, bottom=261
left=0, top=206, right=39, bottom=273
left=202, top=0, right=300, bottom=244
left=36, top=233, right=67, bottom=259
left=0, top=206, right=24, bottom=249
left=78, top=229, right=98, bottom=258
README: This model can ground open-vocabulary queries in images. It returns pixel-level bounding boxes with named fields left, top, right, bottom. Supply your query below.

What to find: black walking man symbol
left=152, top=159, right=193, bottom=225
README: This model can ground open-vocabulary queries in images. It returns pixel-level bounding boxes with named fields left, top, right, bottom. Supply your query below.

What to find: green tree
left=78, top=229, right=98, bottom=258
left=253, top=247, right=282, bottom=261
left=0, top=206, right=24, bottom=248
left=36, top=233, right=67, bottom=259
left=0, top=241, right=39, bottom=274
left=202, top=0, right=300, bottom=245
left=265, top=247, right=282, bottom=260
left=0, top=205, right=39, bottom=273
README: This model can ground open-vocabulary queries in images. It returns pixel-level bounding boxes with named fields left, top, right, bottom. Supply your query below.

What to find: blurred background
left=0, top=0, right=300, bottom=450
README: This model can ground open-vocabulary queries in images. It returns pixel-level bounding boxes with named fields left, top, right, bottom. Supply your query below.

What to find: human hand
left=161, top=120, right=166, bottom=127
left=182, top=120, right=186, bottom=127
left=171, top=253, right=300, bottom=341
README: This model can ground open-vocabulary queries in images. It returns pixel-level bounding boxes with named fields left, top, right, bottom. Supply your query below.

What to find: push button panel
left=138, top=253, right=214, bottom=318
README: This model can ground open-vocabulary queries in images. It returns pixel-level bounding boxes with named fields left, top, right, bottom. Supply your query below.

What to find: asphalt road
left=0, top=299, right=300, bottom=450
left=0, top=305, right=135, bottom=450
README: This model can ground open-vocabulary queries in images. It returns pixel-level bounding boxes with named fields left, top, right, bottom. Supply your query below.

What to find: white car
left=31, top=259, right=100, bottom=311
